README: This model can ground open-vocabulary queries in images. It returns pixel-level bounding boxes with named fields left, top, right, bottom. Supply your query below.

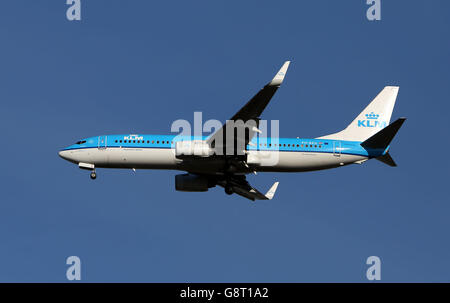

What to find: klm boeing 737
left=59, top=61, right=406, bottom=201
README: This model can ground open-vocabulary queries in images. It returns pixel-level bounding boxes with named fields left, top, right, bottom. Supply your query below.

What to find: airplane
left=59, top=61, right=406, bottom=201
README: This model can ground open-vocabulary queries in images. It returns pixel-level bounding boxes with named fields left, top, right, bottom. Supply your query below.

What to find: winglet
left=269, top=61, right=290, bottom=86
left=265, top=181, right=279, bottom=200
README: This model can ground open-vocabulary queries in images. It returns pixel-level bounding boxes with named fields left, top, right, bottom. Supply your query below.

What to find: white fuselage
left=59, top=147, right=367, bottom=174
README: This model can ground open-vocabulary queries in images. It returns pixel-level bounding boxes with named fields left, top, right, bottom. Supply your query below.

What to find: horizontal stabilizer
left=361, top=118, right=406, bottom=150
left=376, top=153, right=397, bottom=167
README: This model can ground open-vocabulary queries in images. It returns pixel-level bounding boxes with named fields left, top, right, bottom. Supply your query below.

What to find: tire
left=225, top=186, right=233, bottom=195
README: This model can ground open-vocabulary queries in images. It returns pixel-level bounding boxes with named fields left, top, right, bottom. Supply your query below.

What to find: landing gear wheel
left=90, top=171, right=97, bottom=180
left=225, top=185, right=233, bottom=195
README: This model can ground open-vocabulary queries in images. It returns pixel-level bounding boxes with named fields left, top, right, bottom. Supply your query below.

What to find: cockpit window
left=75, top=140, right=86, bottom=145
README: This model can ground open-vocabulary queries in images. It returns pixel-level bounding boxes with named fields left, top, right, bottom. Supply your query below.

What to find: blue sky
left=0, top=0, right=449, bottom=282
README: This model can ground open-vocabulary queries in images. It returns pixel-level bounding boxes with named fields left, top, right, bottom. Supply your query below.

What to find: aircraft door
left=333, top=141, right=341, bottom=157
left=98, top=135, right=107, bottom=149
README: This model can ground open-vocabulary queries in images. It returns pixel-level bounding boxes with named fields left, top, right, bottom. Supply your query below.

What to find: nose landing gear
left=78, top=163, right=96, bottom=180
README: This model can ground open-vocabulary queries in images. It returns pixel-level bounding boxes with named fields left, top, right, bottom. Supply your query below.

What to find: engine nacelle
left=175, top=174, right=212, bottom=192
left=175, top=140, right=213, bottom=158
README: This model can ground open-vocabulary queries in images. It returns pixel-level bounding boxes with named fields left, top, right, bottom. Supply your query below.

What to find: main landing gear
left=223, top=172, right=234, bottom=195
left=90, top=171, right=97, bottom=180
left=224, top=185, right=233, bottom=195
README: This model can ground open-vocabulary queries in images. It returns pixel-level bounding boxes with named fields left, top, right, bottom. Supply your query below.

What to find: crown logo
left=365, top=112, right=379, bottom=120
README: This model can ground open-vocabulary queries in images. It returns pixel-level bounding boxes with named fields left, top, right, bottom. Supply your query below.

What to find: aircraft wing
left=207, top=61, right=290, bottom=155
left=216, top=175, right=280, bottom=201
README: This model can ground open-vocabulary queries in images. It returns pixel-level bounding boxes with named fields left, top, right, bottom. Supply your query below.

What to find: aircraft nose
left=59, top=150, right=71, bottom=161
